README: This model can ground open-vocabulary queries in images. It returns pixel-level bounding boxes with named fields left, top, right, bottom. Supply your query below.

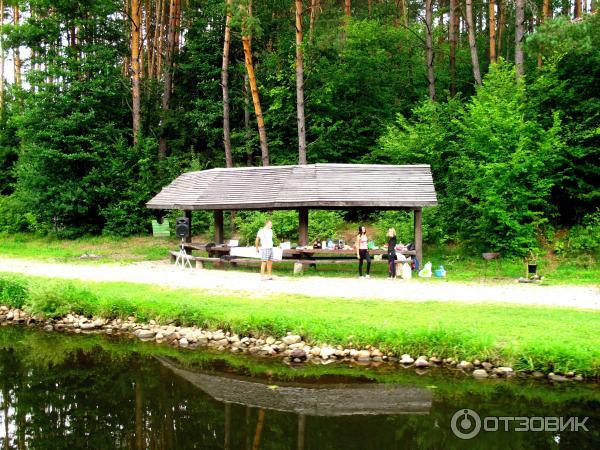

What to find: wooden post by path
left=214, top=210, right=224, bottom=244
left=414, top=208, right=423, bottom=264
left=298, top=208, right=308, bottom=247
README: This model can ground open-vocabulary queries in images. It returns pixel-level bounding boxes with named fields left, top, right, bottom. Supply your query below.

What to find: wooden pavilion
left=146, top=163, right=437, bottom=263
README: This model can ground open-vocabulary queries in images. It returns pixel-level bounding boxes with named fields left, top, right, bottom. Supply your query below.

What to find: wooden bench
left=169, top=251, right=222, bottom=268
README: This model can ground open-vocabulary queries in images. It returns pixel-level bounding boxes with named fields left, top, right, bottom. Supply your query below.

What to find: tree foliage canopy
left=0, top=1, right=598, bottom=255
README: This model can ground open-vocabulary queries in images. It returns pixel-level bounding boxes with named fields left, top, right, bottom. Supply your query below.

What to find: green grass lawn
left=0, top=233, right=597, bottom=285
left=0, top=233, right=176, bottom=263
left=1, top=272, right=599, bottom=377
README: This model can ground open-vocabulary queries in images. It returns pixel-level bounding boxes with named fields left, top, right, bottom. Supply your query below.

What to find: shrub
left=0, top=276, right=29, bottom=309
left=553, top=210, right=600, bottom=256
left=373, top=208, right=447, bottom=246
left=26, top=282, right=99, bottom=319
left=234, top=210, right=345, bottom=246
left=0, top=195, right=47, bottom=234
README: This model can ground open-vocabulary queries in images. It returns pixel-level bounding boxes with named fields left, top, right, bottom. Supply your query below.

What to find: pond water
left=0, top=327, right=598, bottom=449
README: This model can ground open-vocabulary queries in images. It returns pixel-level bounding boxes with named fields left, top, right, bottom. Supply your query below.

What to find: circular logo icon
left=451, top=409, right=482, bottom=440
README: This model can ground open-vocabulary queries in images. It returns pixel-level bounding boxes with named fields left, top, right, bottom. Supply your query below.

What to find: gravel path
left=0, top=257, right=598, bottom=310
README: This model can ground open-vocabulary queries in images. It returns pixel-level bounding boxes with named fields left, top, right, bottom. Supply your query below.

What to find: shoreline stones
left=0, top=305, right=589, bottom=382
left=472, top=369, right=489, bottom=379
left=414, top=357, right=430, bottom=368
left=400, top=354, right=415, bottom=365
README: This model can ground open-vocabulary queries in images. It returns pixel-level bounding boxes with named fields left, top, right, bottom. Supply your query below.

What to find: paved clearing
left=0, top=257, right=598, bottom=310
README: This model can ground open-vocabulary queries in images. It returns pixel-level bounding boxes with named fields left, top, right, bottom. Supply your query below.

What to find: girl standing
left=355, top=225, right=371, bottom=278
left=387, top=228, right=397, bottom=278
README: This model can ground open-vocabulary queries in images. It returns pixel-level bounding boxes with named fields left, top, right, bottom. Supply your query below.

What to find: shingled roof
left=146, top=163, right=437, bottom=210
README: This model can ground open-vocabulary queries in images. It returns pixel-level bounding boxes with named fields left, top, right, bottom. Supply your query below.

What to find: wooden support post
left=298, top=208, right=308, bottom=247
left=214, top=210, right=224, bottom=244
left=414, top=208, right=423, bottom=264
left=184, top=210, right=192, bottom=243
left=297, top=414, right=306, bottom=450
left=224, top=402, right=231, bottom=450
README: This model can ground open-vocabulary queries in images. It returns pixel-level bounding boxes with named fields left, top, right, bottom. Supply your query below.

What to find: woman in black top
left=387, top=228, right=397, bottom=278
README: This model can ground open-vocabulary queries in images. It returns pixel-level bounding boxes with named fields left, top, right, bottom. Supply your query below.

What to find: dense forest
left=0, top=0, right=597, bottom=256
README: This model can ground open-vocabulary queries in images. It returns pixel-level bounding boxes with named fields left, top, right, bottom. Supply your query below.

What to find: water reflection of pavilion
left=157, top=356, right=432, bottom=449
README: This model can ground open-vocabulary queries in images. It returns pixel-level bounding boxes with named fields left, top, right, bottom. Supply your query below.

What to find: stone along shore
left=0, top=305, right=586, bottom=382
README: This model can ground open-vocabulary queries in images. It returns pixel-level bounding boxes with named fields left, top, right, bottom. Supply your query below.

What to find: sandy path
left=0, top=257, right=598, bottom=310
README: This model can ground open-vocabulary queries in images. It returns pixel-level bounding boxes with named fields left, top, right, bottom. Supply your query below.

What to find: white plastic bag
left=401, top=262, right=412, bottom=279
left=418, top=261, right=432, bottom=278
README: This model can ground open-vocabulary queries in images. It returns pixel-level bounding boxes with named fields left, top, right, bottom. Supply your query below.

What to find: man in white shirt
left=255, top=220, right=274, bottom=279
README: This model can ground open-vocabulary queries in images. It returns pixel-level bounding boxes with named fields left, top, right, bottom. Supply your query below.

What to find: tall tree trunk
left=449, top=0, right=457, bottom=96
left=538, top=0, right=551, bottom=67
left=12, top=4, right=21, bottom=91
left=515, top=0, right=525, bottom=78
left=157, top=0, right=167, bottom=79
left=0, top=0, right=5, bottom=119
left=222, top=0, right=233, bottom=168
left=158, top=0, right=179, bottom=160
left=574, top=0, right=582, bottom=17
left=402, top=0, right=408, bottom=26
left=144, top=0, right=151, bottom=79
left=489, top=0, right=496, bottom=64
left=344, top=0, right=351, bottom=17
left=242, top=36, right=269, bottom=166
left=309, top=0, right=318, bottom=42
left=543, top=0, right=553, bottom=20
left=243, top=73, right=252, bottom=166
left=465, top=0, right=482, bottom=85
left=425, top=0, right=435, bottom=99
left=497, top=0, right=505, bottom=58
left=296, top=0, right=307, bottom=164
left=149, top=0, right=161, bottom=79
left=131, top=0, right=142, bottom=145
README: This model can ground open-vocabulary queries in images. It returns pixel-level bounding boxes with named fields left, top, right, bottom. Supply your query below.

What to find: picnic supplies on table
left=231, top=246, right=283, bottom=261
left=418, top=262, right=432, bottom=278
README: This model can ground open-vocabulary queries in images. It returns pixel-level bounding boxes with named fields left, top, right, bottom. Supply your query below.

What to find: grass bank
left=1, top=272, right=598, bottom=377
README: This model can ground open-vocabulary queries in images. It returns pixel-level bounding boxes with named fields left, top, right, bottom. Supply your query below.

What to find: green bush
left=234, top=210, right=345, bottom=246
left=0, top=195, right=47, bottom=234
left=553, top=210, right=600, bottom=256
left=373, top=208, right=447, bottom=246
left=0, top=276, right=29, bottom=309
left=26, top=281, right=99, bottom=319
left=307, top=210, right=345, bottom=242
